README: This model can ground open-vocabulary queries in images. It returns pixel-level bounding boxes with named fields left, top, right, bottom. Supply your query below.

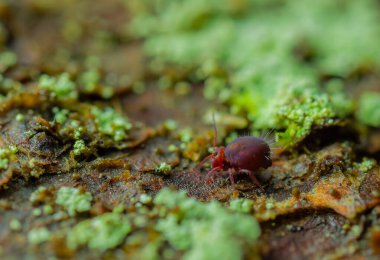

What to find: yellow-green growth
left=67, top=211, right=131, bottom=251
left=55, top=187, right=92, bottom=216
left=28, top=228, right=51, bottom=245
left=52, top=107, right=69, bottom=124
left=357, top=92, right=380, bottom=127
left=230, top=198, right=253, bottom=213
left=155, top=162, right=172, bottom=175
left=73, top=140, right=87, bottom=156
left=154, top=189, right=261, bottom=260
left=91, top=107, right=132, bottom=141
left=39, top=73, right=78, bottom=99
left=0, top=145, right=18, bottom=170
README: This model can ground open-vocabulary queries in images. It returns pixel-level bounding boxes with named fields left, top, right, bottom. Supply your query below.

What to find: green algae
left=55, top=187, right=92, bottom=216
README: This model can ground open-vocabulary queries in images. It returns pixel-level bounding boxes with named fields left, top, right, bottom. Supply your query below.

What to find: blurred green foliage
left=128, top=0, right=380, bottom=147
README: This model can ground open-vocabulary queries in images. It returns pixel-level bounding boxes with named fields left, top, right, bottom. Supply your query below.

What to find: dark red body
left=225, top=136, right=272, bottom=171
left=197, top=135, right=272, bottom=188
left=196, top=114, right=273, bottom=188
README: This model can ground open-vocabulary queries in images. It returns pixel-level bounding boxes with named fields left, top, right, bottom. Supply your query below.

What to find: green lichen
left=325, top=79, right=354, bottom=118
left=9, top=219, right=22, bottom=231
left=139, top=194, right=153, bottom=204
left=178, top=128, right=193, bottom=143
left=0, top=145, right=18, bottom=170
left=15, top=113, right=25, bottom=122
left=0, top=50, right=17, bottom=72
left=67, top=211, right=131, bottom=251
left=29, top=186, right=48, bottom=204
left=154, top=189, right=261, bottom=260
left=357, top=92, right=380, bottom=127
left=52, top=107, right=69, bottom=124
left=275, top=90, right=336, bottom=147
left=73, top=140, right=87, bottom=156
left=55, top=187, right=92, bottom=216
left=43, top=205, right=54, bottom=215
left=163, top=119, right=178, bottom=131
left=28, top=227, right=51, bottom=245
left=91, top=107, right=132, bottom=141
left=79, top=69, right=101, bottom=93
left=155, top=162, right=172, bottom=175
left=354, top=158, right=376, bottom=173
left=229, top=198, right=253, bottom=213
left=78, top=69, right=114, bottom=98
left=39, top=73, right=78, bottom=100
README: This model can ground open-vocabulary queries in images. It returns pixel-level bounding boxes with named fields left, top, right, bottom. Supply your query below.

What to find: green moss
left=357, top=92, right=380, bottom=127
left=55, top=187, right=92, bottom=216
left=91, top=107, right=132, bottom=141
left=154, top=189, right=261, bottom=259
left=39, top=73, right=78, bottom=100
left=67, top=211, right=131, bottom=251
left=28, top=228, right=51, bottom=245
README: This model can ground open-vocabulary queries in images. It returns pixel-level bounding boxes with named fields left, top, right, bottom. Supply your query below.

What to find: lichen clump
left=62, top=189, right=260, bottom=258
left=28, top=227, right=51, bottom=245
left=155, top=162, right=172, bottom=175
left=357, top=92, right=380, bottom=127
left=55, top=187, right=92, bottom=216
left=0, top=145, right=18, bottom=170
left=67, top=211, right=131, bottom=251
left=154, top=189, right=261, bottom=259
left=91, top=107, right=132, bottom=142
left=39, top=73, right=78, bottom=100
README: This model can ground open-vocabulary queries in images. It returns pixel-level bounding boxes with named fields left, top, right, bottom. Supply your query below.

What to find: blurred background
left=1, top=0, right=380, bottom=148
